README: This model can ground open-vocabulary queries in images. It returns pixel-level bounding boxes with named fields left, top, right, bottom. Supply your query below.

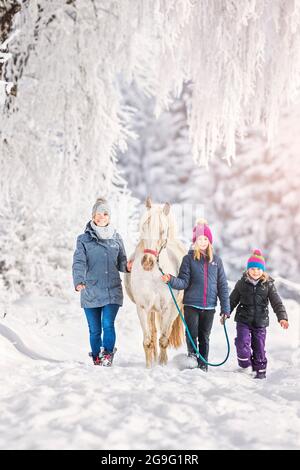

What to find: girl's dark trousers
left=184, top=305, right=215, bottom=367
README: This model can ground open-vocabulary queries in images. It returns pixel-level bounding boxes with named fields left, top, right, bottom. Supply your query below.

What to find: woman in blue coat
left=72, top=198, right=133, bottom=367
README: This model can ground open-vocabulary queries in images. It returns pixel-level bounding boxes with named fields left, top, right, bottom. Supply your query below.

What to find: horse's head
left=140, top=197, right=173, bottom=271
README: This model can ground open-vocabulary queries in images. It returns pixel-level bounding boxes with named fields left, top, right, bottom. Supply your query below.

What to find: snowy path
left=0, top=294, right=299, bottom=450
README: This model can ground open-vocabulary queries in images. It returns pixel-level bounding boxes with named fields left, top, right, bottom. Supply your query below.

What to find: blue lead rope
left=159, top=267, right=230, bottom=367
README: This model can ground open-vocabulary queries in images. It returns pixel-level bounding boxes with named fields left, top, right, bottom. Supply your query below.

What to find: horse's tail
left=169, top=314, right=184, bottom=348
left=169, top=293, right=185, bottom=348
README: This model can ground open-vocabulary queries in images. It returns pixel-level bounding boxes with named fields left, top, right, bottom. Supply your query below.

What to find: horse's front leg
left=158, top=304, right=177, bottom=365
left=136, top=305, right=155, bottom=368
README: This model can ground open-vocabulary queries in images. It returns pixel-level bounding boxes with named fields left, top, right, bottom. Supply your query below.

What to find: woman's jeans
left=84, top=304, right=120, bottom=358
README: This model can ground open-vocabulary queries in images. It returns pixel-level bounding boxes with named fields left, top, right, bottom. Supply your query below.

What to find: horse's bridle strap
left=143, top=249, right=159, bottom=257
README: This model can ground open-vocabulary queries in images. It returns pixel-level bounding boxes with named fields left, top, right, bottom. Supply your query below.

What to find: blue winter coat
left=72, top=222, right=128, bottom=308
left=169, top=249, right=230, bottom=314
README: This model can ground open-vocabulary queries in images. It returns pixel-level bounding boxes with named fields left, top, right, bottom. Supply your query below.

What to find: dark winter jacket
left=230, top=272, right=288, bottom=327
left=169, top=250, right=230, bottom=314
left=72, top=222, right=128, bottom=308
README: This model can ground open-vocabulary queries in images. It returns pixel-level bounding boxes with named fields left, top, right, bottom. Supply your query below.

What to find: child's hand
left=220, top=313, right=230, bottom=325
left=161, top=274, right=171, bottom=283
left=280, top=320, right=289, bottom=329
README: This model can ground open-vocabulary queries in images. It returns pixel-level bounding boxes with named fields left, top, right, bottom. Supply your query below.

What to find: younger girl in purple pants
left=230, top=249, right=289, bottom=379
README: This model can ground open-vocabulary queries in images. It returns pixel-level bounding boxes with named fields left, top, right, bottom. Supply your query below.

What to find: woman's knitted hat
left=247, top=249, right=266, bottom=271
left=92, top=198, right=111, bottom=217
left=192, top=218, right=213, bottom=244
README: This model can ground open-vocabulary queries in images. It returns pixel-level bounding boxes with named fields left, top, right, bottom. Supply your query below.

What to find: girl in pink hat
left=162, top=219, right=230, bottom=371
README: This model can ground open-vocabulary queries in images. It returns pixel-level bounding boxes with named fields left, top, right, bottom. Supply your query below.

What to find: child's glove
left=220, top=313, right=230, bottom=325
left=280, top=319, right=289, bottom=329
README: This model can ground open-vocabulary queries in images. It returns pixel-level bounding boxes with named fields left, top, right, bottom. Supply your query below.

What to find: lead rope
left=158, top=264, right=230, bottom=367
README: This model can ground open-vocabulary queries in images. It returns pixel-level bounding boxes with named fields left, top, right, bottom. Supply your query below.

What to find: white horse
left=125, top=198, right=187, bottom=368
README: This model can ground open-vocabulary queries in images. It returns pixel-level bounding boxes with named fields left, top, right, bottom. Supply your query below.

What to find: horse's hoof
left=158, top=356, right=168, bottom=366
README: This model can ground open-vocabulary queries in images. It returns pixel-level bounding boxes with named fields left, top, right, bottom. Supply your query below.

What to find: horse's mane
left=139, top=204, right=177, bottom=237
left=134, top=204, right=182, bottom=255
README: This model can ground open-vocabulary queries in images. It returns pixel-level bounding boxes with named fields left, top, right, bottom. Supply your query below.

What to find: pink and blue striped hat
left=247, top=249, right=266, bottom=271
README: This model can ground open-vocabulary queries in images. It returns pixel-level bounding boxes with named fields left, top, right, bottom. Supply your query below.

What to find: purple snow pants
left=235, top=322, right=267, bottom=372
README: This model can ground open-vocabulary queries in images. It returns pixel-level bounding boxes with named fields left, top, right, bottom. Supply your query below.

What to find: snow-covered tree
left=1, top=0, right=300, bottom=299
left=118, top=83, right=199, bottom=201
left=118, top=81, right=300, bottom=281
left=117, top=82, right=214, bottom=243
left=0, top=1, right=139, bottom=299
left=213, top=105, right=300, bottom=281
left=0, top=1, right=19, bottom=107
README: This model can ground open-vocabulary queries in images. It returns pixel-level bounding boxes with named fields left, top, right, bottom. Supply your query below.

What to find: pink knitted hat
left=192, top=219, right=213, bottom=244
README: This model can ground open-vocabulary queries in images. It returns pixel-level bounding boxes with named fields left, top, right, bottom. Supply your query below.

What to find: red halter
left=143, top=249, right=159, bottom=257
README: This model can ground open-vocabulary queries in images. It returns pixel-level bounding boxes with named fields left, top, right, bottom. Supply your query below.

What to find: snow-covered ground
left=0, top=289, right=299, bottom=450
